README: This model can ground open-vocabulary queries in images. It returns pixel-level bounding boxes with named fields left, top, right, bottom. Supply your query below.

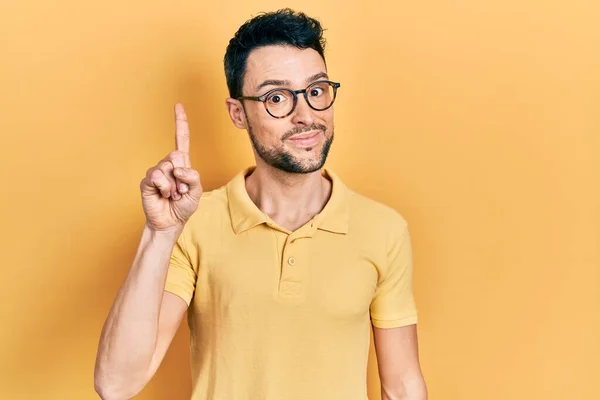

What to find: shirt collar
left=227, top=166, right=350, bottom=235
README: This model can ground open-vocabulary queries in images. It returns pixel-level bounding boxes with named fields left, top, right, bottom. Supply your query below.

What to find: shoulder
left=343, top=188, right=412, bottom=275
left=198, top=184, right=229, bottom=212
left=181, top=184, right=230, bottom=240
left=346, top=188, right=409, bottom=236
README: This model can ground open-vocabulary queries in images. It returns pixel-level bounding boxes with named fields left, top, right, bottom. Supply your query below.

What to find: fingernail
left=180, top=183, right=189, bottom=193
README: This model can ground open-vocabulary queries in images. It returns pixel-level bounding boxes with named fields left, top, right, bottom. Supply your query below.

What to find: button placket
left=279, top=235, right=303, bottom=297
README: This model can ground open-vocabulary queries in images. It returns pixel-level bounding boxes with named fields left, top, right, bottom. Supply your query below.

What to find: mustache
left=282, top=124, right=327, bottom=140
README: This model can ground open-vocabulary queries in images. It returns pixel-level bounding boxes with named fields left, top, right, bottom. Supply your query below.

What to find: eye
left=309, top=87, right=324, bottom=97
left=267, top=91, right=290, bottom=104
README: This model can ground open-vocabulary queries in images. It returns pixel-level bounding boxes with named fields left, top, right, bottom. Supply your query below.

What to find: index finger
left=174, top=103, right=190, bottom=155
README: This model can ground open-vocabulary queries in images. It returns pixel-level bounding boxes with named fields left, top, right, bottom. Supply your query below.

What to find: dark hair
left=224, top=8, right=327, bottom=99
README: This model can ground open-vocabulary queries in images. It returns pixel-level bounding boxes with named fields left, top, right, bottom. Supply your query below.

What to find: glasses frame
left=237, top=80, right=341, bottom=119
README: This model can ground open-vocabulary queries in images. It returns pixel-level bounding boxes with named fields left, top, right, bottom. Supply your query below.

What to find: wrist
left=143, top=223, right=183, bottom=242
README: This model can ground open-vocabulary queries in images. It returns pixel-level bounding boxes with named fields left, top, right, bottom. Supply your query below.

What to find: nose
left=290, top=94, right=315, bottom=126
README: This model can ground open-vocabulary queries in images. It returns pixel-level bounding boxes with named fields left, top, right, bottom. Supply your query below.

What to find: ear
left=225, top=98, right=248, bottom=130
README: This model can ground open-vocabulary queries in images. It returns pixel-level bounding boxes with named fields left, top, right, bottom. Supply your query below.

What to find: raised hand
left=140, top=103, right=203, bottom=232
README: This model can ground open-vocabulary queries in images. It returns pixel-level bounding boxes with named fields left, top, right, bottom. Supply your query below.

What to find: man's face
left=240, top=45, right=335, bottom=174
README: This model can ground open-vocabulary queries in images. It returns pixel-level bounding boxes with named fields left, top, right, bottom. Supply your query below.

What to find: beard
left=247, top=120, right=334, bottom=174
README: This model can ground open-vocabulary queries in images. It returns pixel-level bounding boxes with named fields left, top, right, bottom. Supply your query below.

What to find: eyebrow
left=254, top=72, right=329, bottom=92
left=255, top=79, right=290, bottom=92
left=307, top=72, right=329, bottom=83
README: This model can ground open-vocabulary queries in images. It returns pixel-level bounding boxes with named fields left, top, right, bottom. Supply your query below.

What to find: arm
left=370, top=218, right=425, bottom=399
left=94, top=226, right=188, bottom=400
left=373, top=324, right=427, bottom=400
left=95, top=103, right=202, bottom=399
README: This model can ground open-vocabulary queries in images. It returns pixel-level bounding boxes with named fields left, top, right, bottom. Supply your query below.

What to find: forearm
left=381, top=381, right=428, bottom=400
left=382, top=393, right=427, bottom=400
left=94, top=224, right=181, bottom=398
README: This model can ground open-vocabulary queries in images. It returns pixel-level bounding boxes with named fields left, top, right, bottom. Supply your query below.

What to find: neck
left=245, top=163, right=332, bottom=231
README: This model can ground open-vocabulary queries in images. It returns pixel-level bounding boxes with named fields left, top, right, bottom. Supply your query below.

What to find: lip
left=288, top=131, right=322, bottom=147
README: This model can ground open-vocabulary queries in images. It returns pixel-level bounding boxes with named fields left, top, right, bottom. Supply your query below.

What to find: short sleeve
left=164, top=229, right=197, bottom=306
left=370, top=223, right=418, bottom=328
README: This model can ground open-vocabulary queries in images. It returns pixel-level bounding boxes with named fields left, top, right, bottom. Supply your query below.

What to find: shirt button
left=287, top=257, right=296, bottom=266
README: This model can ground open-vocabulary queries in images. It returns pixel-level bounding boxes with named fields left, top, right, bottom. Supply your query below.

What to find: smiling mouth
left=289, top=131, right=321, bottom=140
left=287, top=131, right=322, bottom=147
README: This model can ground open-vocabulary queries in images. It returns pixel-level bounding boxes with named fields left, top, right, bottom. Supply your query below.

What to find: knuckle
left=158, top=160, right=173, bottom=172
left=150, top=169, right=164, bottom=181
left=189, top=169, right=200, bottom=180
left=168, top=150, right=181, bottom=160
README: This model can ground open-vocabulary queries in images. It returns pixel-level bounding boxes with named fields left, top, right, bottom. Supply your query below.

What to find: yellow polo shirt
left=165, top=166, right=418, bottom=400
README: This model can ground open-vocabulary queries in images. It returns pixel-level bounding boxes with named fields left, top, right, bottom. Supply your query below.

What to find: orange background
left=1, top=1, right=598, bottom=399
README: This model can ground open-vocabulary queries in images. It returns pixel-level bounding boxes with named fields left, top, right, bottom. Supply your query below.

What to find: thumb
left=174, top=167, right=202, bottom=194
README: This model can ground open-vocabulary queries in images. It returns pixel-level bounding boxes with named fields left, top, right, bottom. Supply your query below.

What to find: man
left=94, top=8, right=427, bottom=400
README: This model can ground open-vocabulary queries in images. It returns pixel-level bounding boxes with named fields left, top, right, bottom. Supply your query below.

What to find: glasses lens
left=306, top=82, right=335, bottom=110
left=265, top=89, right=295, bottom=118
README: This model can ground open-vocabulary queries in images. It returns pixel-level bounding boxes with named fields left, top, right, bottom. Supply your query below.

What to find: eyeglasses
left=237, top=80, right=341, bottom=119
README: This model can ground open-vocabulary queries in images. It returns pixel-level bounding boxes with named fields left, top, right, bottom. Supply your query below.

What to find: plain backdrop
left=0, top=0, right=598, bottom=399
